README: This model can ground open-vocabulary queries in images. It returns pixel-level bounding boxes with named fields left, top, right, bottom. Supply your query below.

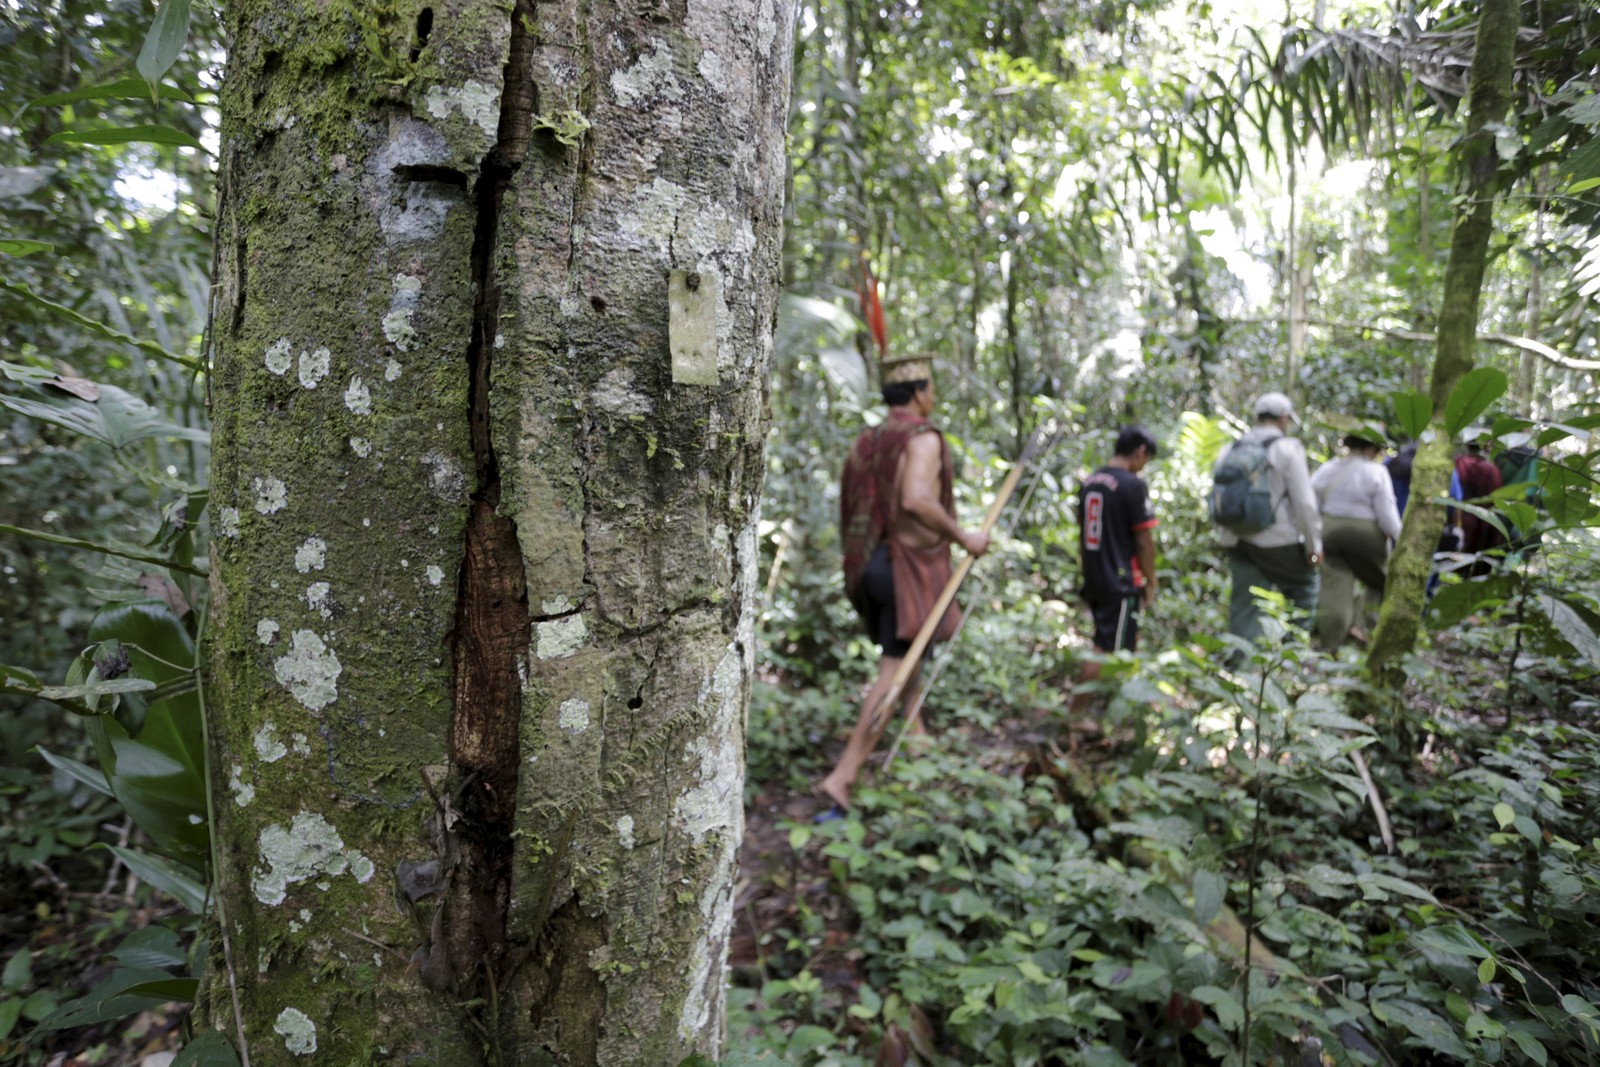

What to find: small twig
left=342, top=927, right=410, bottom=964
left=102, top=816, right=134, bottom=896
left=1349, top=748, right=1396, bottom=854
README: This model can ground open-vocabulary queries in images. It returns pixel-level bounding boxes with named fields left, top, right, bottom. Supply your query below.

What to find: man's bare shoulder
left=903, top=428, right=942, bottom=457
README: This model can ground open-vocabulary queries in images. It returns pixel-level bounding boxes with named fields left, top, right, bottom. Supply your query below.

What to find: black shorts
left=863, top=544, right=912, bottom=658
left=1087, top=596, right=1140, bottom=653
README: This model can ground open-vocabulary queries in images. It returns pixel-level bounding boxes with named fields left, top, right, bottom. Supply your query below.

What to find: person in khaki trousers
left=1311, top=430, right=1403, bottom=649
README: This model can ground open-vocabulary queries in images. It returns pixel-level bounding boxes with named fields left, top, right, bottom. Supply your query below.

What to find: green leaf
left=0, top=362, right=207, bottom=449
left=47, top=125, right=203, bottom=150
left=1478, top=957, right=1497, bottom=984
left=172, top=1031, right=242, bottom=1067
left=1506, top=1027, right=1548, bottom=1066
left=1192, top=869, right=1225, bottom=926
left=35, top=967, right=178, bottom=1031
left=1428, top=576, right=1514, bottom=630
left=34, top=746, right=113, bottom=797
left=1535, top=595, right=1600, bottom=670
left=0, top=287, right=200, bottom=371
left=102, top=846, right=207, bottom=914
left=117, top=977, right=197, bottom=1003
left=1189, top=985, right=1243, bottom=1029
left=0, top=239, right=53, bottom=256
left=38, top=677, right=157, bottom=702
left=1570, top=176, right=1600, bottom=194
left=110, top=927, right=186, bottom=970
left=1412, top=923, right=1490, bottom=959
left=0, top=1000, right=21, bottom=1040
left=1561, top=994, right=1600, bottom=1036
left=2, top=951, right=31, bottom=994
left=0, top=523, right=206, bottom=577
left=1391, top=389, right=1434, bottom=439
left=1444, top=367, right=1509, bottom=437
left=1493, top=803, right=1515, bottom=830
left=26, top=77, right=194, bottom=111
left=137, top=0, right=194, bottom=90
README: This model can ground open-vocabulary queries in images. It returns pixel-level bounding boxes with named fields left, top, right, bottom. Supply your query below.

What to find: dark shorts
left=863, top=544, right=912, bottom=658
left=1087, top=596, right=1140, bottom=653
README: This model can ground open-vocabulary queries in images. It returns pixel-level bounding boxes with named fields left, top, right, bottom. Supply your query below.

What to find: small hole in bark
left=590, top=296, right=606, bottom=312
left=627, top=696, right=643, bottom=710
left=410, top=8, right=434, bottom=62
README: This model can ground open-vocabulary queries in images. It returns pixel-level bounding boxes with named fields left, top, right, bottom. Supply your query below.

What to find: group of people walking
left=814, top=353, right=1496, bottom=814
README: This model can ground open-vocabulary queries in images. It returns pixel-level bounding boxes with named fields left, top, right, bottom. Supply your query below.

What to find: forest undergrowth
left=723, top=456, right=1600, bottom=1067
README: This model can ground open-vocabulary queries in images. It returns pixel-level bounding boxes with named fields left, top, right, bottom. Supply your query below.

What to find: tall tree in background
left=204, top=0, right=791, bottom=1062
left=1364, top=0, right=1520, bottom=689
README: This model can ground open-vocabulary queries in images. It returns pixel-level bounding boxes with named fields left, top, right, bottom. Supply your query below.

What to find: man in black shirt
left=1070, top=426, right=1159, bottom=722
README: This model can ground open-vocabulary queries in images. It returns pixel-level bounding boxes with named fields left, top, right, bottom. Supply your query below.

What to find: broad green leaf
left=2, top=951, right=31, bottom=994
left=1192, top=869, right=1225, bottom=926
left=172, top=1031, right=242, bottom=1067
left=1301, top=863, right=1358, bottom=897
left=1493, top=803, right=1515, bottom=830
left=0, top=523, right=206, bottom=577
left=1413, top=923, right=1490, bottom=959
left=0, top=362, right=207, bottom=449
left=1189, top=985, right=1243, bottom=1029
left=0, top=239, right=53, bottom=256
left=117, top=977, right=197, bottom=1002
left=1444, top=367, right=1509, bottom=437
left=0, top=1000, right=21, bottom=1040
left=38, top=677, right=156, bottom=702
left=46, top=125, right=203, bottom=150
left=35, top=746, right=113, bottom=797
left=1506, top=1027, right=1548, bottom=1065
left=1391, top=390, right=1433, bottom=439
left=1561, top=994, right=1600, bottom=1036
left=35, top=967, right=177, bottom=1030
left=1478, top=957, right=1497, bottom=984
left=1571, top=177, right=1600, bottom=194
left=1428, top=576, right=1514, bottom=630
left=1535, top=595, right=1600, bottom=670
left=103, top=846, right=207, bottom=914
left=26, top=77, right=193, bottom=111
left=137, top=0, right=194, bottom=89
left=110, top=927, right=186, bottom=970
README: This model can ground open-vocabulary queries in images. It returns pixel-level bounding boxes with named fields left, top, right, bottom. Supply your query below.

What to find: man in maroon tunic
left=820, top=353, right=990, bottom=811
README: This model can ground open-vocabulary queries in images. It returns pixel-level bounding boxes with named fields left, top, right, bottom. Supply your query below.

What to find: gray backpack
left=1210, top=436, right=1282, bottom=535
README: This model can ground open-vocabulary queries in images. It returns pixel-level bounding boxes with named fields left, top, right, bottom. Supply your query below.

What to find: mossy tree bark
left=204, top=1, right=792, bottom=1063
left=1364, top=0, right=1518, bottom=693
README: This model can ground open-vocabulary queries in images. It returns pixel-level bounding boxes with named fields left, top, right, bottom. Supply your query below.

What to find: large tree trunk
left=203, top=1, right=791, bottom=1063
left=1364, top=0, right=1517, bottom=692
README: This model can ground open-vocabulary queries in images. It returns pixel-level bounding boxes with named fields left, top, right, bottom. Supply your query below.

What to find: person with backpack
left=1210, top=392, right=1322, bottom=645
left=1069, top=426, right=1160, bottom=723
left=1311, top=430, right=1403, bottom=649
left=821, top=352, right=990, bottom=813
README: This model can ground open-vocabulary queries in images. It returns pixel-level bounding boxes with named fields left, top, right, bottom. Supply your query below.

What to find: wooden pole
left=872, top=436, right=1037, bottom=764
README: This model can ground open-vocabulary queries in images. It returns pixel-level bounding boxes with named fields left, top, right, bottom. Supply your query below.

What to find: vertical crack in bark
left=445, top=0, right=537, bottom=1009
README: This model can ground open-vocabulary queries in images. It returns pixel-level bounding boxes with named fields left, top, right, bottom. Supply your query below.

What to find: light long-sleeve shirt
left=1214, top=426, right=1322, bottom=555
left=1311, top=455, right=1404, bottom=542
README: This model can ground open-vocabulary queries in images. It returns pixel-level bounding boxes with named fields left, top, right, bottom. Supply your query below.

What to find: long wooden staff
left=868, top=434, right=1039, bottom=754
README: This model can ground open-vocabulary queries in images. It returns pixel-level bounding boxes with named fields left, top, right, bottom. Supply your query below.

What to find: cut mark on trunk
left=444, top=0, right=539, bottom=1010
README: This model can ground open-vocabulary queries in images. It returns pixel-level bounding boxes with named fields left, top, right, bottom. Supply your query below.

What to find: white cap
left=1254, top=391, right=1299, bottom=423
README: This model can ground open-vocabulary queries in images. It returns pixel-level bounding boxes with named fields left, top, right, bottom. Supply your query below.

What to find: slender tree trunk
left=1286, top=146, right=1304, bottom=391
left=205, top=2, right=792, bottom=1063
left=1517, top=168, right=1547, bottom=415
left=1365, top=0, right=1519, bottom=691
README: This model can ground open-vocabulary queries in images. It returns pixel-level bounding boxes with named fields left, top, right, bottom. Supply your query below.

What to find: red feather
left=858, top=257, right=888, bottom=356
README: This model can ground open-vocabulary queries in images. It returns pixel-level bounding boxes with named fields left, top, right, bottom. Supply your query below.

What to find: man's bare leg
left=818, top=655, right=920, bottom=809
left=1068, top=654, right=1105, bottom=721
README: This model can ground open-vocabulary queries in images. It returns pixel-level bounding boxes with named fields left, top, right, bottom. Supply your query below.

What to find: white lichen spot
left=559, top=293, right=582, bottom=318
left=617, top=815, right=636, bottom=851
left=272, top=630, right=341, bottom=711
left=425, top=564, right=444, bottom=587
left=558, top=698, right=590, bottom=735
left=374, top=952, right=384, bottom=967
left=362, top=518, right=371, bottom=528
left=265, top=338, right=293, bottom=375
left=304, top=582, right=333, bottom=620
left=420, top=452, right=467, bottom=502
left=287, top=919, right=302, bottom=933
left=611, top=44, right=683, bottom=107
left=541, top=595, right=572, bottom=614
left=424, top=80, right=501, bottom=138
left=350, top=437, right=373, bottom=458
left=257, top=619, right=280, bottom=645
left=294, top=536, right=327, bottom=574
left=591, top=367, right=654, bottom=417
left=257, top=948, right=269, bottom=974
left=299, top=908, right=312, bottom=922
left=254, top=477, right=287, bottom=515
left=219, top=506, right=241, bottom=539
left=349, top=852, right=375, bottom=884
left=297, top=346, right=331, bottom=389
left=292, top=732, right=311, bottom=757
left=698, top=50, right=729, bottom=95
left=229, top=763, right=255, bottom=808
left=385, top=358, right=403, bottom=381
left=381, top=309, right=416, bottom=352
left=274, top=1007, right=317, bottom=1057
left=189, top=814, right=204, bottom=825
left=254, top=723, right=288, bottom=763
left=536, top=614, right=587, bottom=659
left=344, top=377, right=372, bottom=415
left=252, top=812, right=355, bottom=906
